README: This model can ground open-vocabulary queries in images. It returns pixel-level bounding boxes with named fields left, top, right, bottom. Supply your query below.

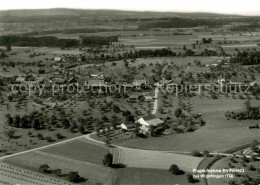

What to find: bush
left=249, top=165, right=256, bottom=171
left=67, top=171, right=86, bottom=183
left=169, top=164, right=184, bottom=175
left=187, top=174, right=199, bottom=183
left=103, top=153, right=113, bottom=167
left=175, top=108, right=182, bottom=118
left=39, top=164, right=50, bottom=173
left=192, top=150, right=203, bottom=157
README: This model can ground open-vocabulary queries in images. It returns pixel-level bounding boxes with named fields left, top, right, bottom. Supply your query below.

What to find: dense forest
left=0, top=36, right=79, bottom=48
left=138, top=17, right=231, bottom=29
left=230, top=23, right=260, bottom=32
left=81, top=36, right=118, bottom=46
left=0, top=35, right=119, bottom=47
left=230, top=51, right=260, bottom=65
left=18, top=28, right=122, bottom=37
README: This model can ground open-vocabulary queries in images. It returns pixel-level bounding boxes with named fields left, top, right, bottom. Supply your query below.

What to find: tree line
left=138, top=17, right=230, bottom=30
left=230, top=51, right=260, bottom=65
left=0, top=36, right=79, bottom=48
left=0, top=35, right=120, bottom=48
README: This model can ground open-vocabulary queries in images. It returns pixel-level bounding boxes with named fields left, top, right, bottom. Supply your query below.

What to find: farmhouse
left=54, top=57, right=63, bottom=62
left=136, top=115, right=164, bottom=134
left=144, top=96, right=153, bottom=102
left=128, top=94, right=140, bottom=102
left=90, top=74, right=104, bottom=80
left=51, top=77, right=66, bottom=84
left=15, top=76, right=26, bottom=84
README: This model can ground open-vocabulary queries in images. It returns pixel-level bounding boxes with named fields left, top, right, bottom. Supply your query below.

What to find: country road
left=151, top=86, right=159, bottom=114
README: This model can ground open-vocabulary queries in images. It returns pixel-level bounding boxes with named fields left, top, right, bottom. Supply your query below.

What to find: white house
left=136, top=115, right=164, bottom=134
left=54, top=57, right=62, bottom=62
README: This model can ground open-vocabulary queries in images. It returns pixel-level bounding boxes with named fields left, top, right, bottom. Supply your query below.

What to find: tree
left=78, top=124, right=85, bottom=134
left=62, top=118, right=70, bottom=129
left=56, top=132, right=63, bottom=139
left=175, top=108, right=182, bottom=118
left=13, top=115, right=21, bottom=128
left=103, top=153, right=113, bottom=167
left=32, top=118, right=40, bottom=130
left=67, top=171, right=80, bottom=183
left=20, top=115, right=28, bottom=128
left=203, top=150, right=210, bottom=157
left=37, top=133, right=44, bottom=140
left=251, top=140, right=259, bottom=153
left=39, top=164, right=50, bottom=173
left=192, top=150, right=203, bottom=157
left=53, top=169, right=62, bottom=176
left=5, top=129, right=16, bottom=139
left=187, top=174, right=199, bottom=183
left=5, top=114, right=13, bottom=126
left=169, top=164, right=183, bottom=175
left=7, top=95, right=13, bottom=102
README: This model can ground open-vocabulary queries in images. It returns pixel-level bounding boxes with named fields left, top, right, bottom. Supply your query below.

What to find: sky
left=1, top=0, right=260, bottom=15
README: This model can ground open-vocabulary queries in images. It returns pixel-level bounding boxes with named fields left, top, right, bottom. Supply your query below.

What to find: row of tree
left=139, top=17, right=230, bottom=29
left=0, top=35, right=119, bottom=48
left=230, top=51, right=260, bottom=65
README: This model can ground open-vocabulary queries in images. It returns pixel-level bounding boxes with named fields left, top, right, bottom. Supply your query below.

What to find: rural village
left=0, top=7, right=260, bottom=185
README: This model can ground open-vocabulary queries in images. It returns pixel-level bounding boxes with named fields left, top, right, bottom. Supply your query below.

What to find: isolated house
left=90, top=74, right=104, bottom=80
left=144, top=96, right=153, bottom=102
left=51, top=77, right=66, bottom=84
left=15, top=76, right=26, bottom=84
left=54, top=57, right=62, bottom=62
left=128, top=94, right=140, bottom=101
left=137, top=115, right=164, bottom=134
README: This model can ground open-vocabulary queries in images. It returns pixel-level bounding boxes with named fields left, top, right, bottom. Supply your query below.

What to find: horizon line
left=0, top=7, right=259, bottom=16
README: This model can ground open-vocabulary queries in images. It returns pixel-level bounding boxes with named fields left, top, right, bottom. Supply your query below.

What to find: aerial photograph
left=0, top=0, right=260, bottom=184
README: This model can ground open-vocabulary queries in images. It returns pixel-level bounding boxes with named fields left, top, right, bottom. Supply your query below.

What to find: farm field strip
left=42, top=139, right=108, bottom=165
left=0, top=134, right=87, bottom=160
left=111, top=146, right=203, bottom=172
left=3, top=149, right=115, bottom=184
left=221, top=44, right=258, bottom=48
left=0, top=161, right=73, bottom=185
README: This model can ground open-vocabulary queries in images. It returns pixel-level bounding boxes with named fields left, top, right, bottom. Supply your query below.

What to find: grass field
left=3, top=138, right=115, bottom=184
left=209, top=150, right=260, bottom=185
left=111, top=146, right=203, bottom=172
left=42, top=139, right=108, bottom=165
left=115, top=168, right=194, bottom=185
left=115, top=96, right=260, bottom=152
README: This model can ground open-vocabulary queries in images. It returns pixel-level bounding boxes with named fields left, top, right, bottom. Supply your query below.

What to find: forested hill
left=138, top=17, right=230, bottom=29
left=0, top=8, right=247, bottom=23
